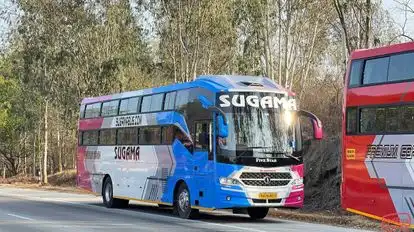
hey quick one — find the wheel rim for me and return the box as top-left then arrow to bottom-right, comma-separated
105,182 -> 112,203
178,189 -> 189,212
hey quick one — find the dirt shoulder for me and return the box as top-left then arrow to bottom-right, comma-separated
270,208 -> 381,231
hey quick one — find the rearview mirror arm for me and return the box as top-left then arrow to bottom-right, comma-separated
208,106 -> 228,125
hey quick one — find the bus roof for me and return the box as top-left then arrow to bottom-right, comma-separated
350,41 -> 414,60
81,75 -> 294,105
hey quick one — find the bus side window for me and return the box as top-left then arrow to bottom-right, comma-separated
174,127 -> 193,153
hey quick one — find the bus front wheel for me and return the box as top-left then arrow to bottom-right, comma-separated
247,207 -> 269,220
174,182 -> 199,219
102,176 -> 129,208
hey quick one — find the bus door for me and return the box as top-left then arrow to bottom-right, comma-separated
192,120 -> 214,207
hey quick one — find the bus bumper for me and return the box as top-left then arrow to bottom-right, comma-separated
216,185 -> 304,209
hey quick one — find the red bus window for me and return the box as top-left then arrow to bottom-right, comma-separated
346,108 -> 357,134
388,52 -> 414,82
362,57 -> 389,85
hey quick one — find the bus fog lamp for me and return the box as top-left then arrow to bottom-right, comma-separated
226,196 -> 231,201
292,179 -> 303,186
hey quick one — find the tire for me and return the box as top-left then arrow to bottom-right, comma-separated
247,207 -> 269,220
102,176 -> 129,208
173,183 -> 199,219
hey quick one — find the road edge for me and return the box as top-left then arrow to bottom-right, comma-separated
0,184 -> 379,231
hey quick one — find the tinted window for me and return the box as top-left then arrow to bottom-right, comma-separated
161,126 -> 174,144
402,106 -> 414,132
141,93 -> 164,113
82,131 -> 99,145
375,108 -> 386,132
385,107 -> 399,132
117,128 -> 138,145
346,108 -> 357,134
175,90 -> 191,110
164,92 -> 177,110
140,127 -> 161,144
80,105 -> 86,119
99,129 -> 116,145
349,60 -> 363,87
78,132 -> 83,145
85,103 -> 101,118
141,95 -> 152,113
119,97 -> 140,115
101,100 -> 119,117
151,93 -> 164,111
195,122 -> 210,150
174,127 -> 193,152
363,57 -> 389,85
360,108 -> 376,133
388,52 -> 414,82
358,105 -> 414,134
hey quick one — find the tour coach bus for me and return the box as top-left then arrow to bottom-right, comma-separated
342,42 -> 414,227
77,75 -> 323,219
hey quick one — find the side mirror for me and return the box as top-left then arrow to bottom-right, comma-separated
299,110 -> 323,140
197,95 -> 229,138
217,114 -> 228,138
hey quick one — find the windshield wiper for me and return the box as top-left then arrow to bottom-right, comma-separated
259,151 -> 301,162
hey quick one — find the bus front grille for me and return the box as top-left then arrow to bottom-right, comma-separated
241,180 -> 290,186
240,172 -> 292,179
239,172 -> 292,186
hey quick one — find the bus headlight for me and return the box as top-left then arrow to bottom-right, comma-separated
284,110 -> 293,126
219,177 -> 241,186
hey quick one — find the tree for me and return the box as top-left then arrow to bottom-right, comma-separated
392,0 -> 414,42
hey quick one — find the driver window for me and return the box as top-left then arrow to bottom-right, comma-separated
195,121 -> 211,151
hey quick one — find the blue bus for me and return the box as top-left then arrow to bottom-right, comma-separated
77,75 -> 323,219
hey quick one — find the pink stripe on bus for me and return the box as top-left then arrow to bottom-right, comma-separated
82,95 -> 113,105
79,118 -> 105,130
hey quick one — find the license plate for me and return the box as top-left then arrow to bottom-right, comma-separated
258,192 -> 277,199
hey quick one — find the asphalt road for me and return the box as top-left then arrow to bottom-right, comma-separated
0,187 -> 375,232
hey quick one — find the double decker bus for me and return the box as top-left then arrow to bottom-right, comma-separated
342,42 -> 414,227
77,75 -> 323,219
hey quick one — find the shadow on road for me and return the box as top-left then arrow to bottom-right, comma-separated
88,202 -> 282,224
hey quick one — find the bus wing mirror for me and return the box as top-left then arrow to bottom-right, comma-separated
197,95 -> 228,137
217,114 -> 228,138
299,110 -> 323,140
198,95 -> 213,109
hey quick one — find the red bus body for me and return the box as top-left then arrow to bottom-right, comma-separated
342,41 -> 414,227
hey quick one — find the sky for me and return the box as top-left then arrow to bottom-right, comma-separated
383,0 -> 414,37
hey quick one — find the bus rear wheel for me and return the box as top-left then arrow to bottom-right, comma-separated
173,183 -> 199,219
102,176 -> 129,208
247,207 -> 269,220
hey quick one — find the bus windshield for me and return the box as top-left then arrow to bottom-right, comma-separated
216,92 -> 301,167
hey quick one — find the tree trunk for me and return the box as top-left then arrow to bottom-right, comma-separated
24,132 -> 27,175
38,124 -> 42,182
333,0 -> 351,55
58,128 -> 62,173
2,164 -> 5,179
43,99 -> 48,184
365,0 -> 371,48
33,134 -> 36,177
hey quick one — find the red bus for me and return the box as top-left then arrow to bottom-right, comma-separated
342,41 -> 414,228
